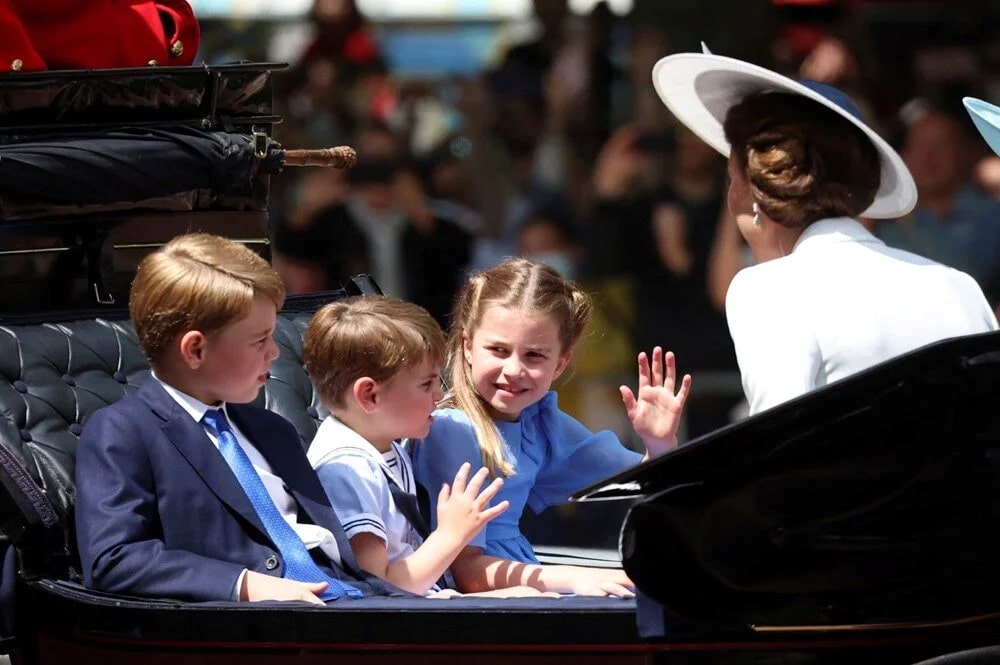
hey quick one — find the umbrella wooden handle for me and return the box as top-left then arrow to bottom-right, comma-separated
282,146 -> 357,168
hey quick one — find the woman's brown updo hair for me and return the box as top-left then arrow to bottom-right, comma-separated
723,92 -> 881,228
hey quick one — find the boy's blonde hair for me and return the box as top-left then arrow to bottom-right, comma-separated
129,233 -> 286,370
444,258 -> 592,476
304,296 -> 446,409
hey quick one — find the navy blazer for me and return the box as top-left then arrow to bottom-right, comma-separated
75,379 -> 394,602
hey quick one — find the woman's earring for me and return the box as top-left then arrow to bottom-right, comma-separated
752,202 -> 761,228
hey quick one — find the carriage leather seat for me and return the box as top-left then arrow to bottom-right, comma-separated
0,63 -> 647,663
0,299 -> 331,584
4,296 -> 1000,664
0,289 -> 643,662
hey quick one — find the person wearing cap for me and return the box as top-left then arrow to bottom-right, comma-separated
651,52 -> 998,416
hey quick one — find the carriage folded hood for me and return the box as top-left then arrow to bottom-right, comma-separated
573,330 -> 1000,629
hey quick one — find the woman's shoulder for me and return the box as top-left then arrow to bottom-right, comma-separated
725,263 -> 779,309
726,257 -> 806,313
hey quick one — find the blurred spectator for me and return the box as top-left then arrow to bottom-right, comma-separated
617,24 -> 671,135
864,0 -> 992,116
976,155 -> 1000,200
516,204 -> 583,279
798,34 -> 859,84
500,0 -> 571,82
515,207 -> 635,440
299,0 -> 382,81
456,67 -> 573,271
272,123 -> 470,326
485,1 -> 622,214
629,0 -> 778,65
579,1 -> 619,149
447,3 -> 629,273
589,125 -> 739,436
769,2 -> 888,131
540,2 -> 620,164
416,134 -> 485,239
875,103 -> 1000,305
279,0 -> 392,149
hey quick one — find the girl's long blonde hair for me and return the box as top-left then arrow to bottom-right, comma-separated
444,258 -> 592,476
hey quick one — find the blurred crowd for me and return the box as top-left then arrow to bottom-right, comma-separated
201,0 -> 1000,440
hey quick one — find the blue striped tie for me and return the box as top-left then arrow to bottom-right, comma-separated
202,409 -> 363,600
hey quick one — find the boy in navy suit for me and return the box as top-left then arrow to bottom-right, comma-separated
75,233 -> 395,604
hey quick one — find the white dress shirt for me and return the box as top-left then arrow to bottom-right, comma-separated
155,377 -> 342,567
726,217 -> 999,416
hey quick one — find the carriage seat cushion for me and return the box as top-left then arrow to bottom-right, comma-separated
0,301 -> 643,650
0,306 -> 329,578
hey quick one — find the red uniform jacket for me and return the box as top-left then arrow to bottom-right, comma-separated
0,0 -> 199,72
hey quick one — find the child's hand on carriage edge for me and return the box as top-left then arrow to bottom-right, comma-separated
566,566 -> 636,599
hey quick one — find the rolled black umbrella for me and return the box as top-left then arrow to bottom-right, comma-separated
0,126 -> 355,211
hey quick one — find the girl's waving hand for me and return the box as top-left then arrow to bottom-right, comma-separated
620,346 -> 692,458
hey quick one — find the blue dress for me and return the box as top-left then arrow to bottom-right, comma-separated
410,392 -> 643,564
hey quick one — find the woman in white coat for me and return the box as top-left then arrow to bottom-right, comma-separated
651,53 -> 999,416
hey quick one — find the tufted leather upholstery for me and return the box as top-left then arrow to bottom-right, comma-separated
257,311 -> 329,446
0,287 -> 380,580
0,318 -> 147,559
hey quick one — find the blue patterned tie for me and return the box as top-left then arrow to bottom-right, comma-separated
202,409 -> 363,600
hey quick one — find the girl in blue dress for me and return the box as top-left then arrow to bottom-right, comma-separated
411,258 -> 691,596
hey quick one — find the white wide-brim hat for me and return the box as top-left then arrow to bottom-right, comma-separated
964,97 -> 1000,157
651,52 -> 917,219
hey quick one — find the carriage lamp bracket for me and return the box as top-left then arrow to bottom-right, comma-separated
252,127 -> 267,159
83,230 -> 116,306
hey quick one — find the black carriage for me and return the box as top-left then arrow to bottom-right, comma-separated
0,63 -> 998,664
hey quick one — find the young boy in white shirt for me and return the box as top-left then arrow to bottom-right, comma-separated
304,296 -> 544,597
